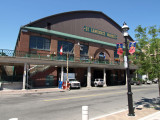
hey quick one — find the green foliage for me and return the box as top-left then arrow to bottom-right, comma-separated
0,52 -> 7,56
131,25 -> 160,82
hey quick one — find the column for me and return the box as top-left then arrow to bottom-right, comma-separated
87,67 -> 91,87
61,66 -> 64,82
103,68 -> 107,86
22,63 -> 27,90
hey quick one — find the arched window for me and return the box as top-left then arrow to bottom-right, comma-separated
99,52 -> 105,61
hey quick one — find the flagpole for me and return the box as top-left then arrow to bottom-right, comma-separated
66,52 -> 69,90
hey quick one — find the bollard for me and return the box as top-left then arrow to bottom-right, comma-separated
82,106 -> 88,120
9,118 -> 18,120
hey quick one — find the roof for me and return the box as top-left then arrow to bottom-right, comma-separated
25,10 -> 133,41
26,10 -> 122,30
22,26 -> 117,47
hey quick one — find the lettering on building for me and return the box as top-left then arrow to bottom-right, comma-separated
84,26 -> 117,39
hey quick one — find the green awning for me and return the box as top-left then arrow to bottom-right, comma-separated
22,26 -> 116,47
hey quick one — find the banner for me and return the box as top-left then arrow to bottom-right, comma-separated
116,43 -> 123,55
129,42 -> 136,54
60,46 -> 63,55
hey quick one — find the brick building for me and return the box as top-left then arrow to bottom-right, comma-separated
13,10 -> 136,88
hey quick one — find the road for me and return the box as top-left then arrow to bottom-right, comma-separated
0,84 -> 159,120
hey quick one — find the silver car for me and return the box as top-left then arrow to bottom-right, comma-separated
94,78 -> 104,87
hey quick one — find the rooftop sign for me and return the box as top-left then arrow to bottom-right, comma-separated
84,26 -> 117,39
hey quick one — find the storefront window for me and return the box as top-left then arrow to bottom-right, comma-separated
29,36 -> 50,50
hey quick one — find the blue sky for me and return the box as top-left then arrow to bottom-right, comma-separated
0,0 -> 160,50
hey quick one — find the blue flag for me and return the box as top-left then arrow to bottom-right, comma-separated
129,42 -> 136,54
116,43 -> 123,55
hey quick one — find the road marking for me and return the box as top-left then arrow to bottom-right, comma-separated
43,88 -> 155,102
43,91 -> 123,101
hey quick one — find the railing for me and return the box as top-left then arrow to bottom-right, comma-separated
0,49 -> 135,66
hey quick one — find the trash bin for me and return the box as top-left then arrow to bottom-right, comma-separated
58,81 -> 63,89
62,81 -> 70,90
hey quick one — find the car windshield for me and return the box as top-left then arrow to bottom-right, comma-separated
69,79 -> 76,81
100,79 -> 103,81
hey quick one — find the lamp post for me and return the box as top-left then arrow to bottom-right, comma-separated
122,22 -> 135,116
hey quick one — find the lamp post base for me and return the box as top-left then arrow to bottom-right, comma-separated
128,113 -> 135,116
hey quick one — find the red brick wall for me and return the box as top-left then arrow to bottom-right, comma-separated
50,37 -> 58,55
15,31 -> 30,52
30,67 -> 57,87
74,68 -> 87,83
15,31 -> 117,62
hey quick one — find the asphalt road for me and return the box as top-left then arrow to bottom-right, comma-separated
0,84 -> 159,120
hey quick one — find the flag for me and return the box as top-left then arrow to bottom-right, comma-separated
104,53 -> 106,59
129,42 -> 136,54
117,43 -> 123,55
60,46 -> 63,55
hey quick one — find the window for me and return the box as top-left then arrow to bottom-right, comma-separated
29,36 -> 51,50
99,52 -> 105,61
57,41 -> 74,61
80,44 -> 89,60
58,41 -> 74,53
80,45 -> 88,55
114,49 -> 119,58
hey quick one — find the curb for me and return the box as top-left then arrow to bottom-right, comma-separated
89,109 -> 126,120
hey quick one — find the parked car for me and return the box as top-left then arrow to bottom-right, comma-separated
152,78 -> 158,84
146,80 -> 152,84
94,78 -> 104,87
130,80 -> 141,85
130,80 -> 136,85
136,80 -> 141,85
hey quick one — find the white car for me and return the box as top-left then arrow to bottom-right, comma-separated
94,78 -> 104,87
146,80 -> 152,84
152,78 -> 158,83
68,78 -> 81,89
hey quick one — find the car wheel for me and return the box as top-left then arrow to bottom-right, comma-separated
95,83 -> 98,87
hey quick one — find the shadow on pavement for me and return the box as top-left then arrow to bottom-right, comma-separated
134,97 -> 160,110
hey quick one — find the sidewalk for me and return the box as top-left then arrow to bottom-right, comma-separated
91,108 -> 160,120
0,88 -> 64,95
91,97 -> 160,120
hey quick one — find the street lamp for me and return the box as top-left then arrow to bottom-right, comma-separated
122,22 -> 135,116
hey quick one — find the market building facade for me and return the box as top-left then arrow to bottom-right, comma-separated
0,11 -> 136,89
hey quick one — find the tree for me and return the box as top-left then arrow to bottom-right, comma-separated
130,25 -> 160,96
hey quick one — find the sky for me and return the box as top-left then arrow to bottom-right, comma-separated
0,0 -> 160,50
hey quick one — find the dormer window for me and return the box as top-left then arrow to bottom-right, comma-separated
47,22 -> 51,30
